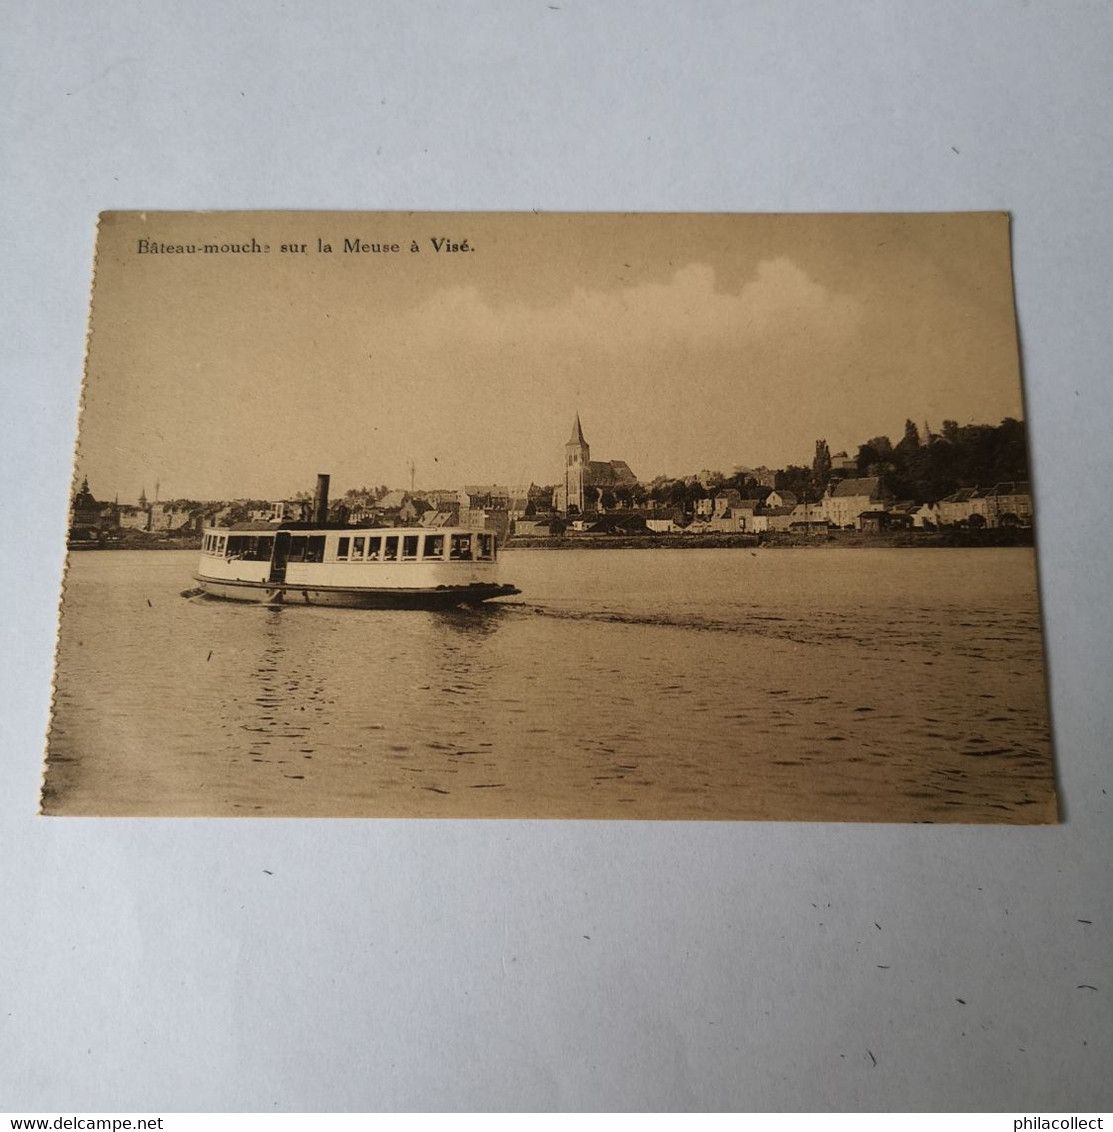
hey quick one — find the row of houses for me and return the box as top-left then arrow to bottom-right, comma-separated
71,464 -> 1035,546
626,483 -> 868,534
69,480 -> 235,542
513,478 -> 1035,537
71,480 -> 522,544
932,483 -> 1034,528
682,478 -> 1035,534
256,484 -> 549,537
393,474 -> 1037,539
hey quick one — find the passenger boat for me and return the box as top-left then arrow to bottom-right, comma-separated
193,475 -> 520,608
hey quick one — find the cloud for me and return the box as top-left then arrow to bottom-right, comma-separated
347,259 -> 865,481
398,258 -> 861,357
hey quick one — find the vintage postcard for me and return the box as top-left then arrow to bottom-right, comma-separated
44,211 -> 1055,821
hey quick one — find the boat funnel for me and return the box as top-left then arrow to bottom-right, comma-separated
312,474 -> 330,526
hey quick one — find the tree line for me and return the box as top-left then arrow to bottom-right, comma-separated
775,418 -> 1029,505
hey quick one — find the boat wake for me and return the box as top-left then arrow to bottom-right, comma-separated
497,600 -> 1037,661
499,601 -> 769,636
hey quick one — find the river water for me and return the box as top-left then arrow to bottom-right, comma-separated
43,547 -> 1056,822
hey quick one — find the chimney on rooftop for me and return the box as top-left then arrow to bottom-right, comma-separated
312,474 -> 330,526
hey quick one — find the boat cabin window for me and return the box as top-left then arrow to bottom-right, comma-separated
337,537 -> 350,560
423,533 -> 445,559
383,536 -> 399,561
449,534 -> 473,561
286,535 -> 326,563
224,534 -> 275,561
402,535 -> 420,560
352,536 -> 365,561
366,536 -> 382,560
476,533 -> 494,560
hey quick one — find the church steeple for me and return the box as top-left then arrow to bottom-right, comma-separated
564,412 -> 590,514
73,477 -> 96,510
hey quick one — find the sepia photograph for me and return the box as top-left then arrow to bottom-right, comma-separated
45,210 -> 1055,821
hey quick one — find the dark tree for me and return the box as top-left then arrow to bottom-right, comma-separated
665,480 -> 688,507
856,443 -> 882,475
990,417 -> 1029,483
686,482 -> 708,508
776,464 -> 816,500
857,435 -> 895,478
813,439 -> 832,487
899,419 -> 921,451
857,417 -> 1027,502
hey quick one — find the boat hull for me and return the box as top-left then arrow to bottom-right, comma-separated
194,574 -> 520,609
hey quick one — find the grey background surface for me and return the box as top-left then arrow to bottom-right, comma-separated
2,0 -> 1110,1113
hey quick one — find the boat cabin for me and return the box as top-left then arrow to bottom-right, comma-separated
201,528 -> 496,565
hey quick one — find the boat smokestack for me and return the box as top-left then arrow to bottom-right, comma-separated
312,474 -> 330,526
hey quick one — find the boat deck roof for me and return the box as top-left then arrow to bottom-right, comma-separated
212,522 -> 480,534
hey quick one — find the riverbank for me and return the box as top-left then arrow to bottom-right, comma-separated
505,528 -> 1035,550
504,532 -> 758,550
68,534 -> 203,551
69,526 -> 1035,554
761,528 -> 1035,549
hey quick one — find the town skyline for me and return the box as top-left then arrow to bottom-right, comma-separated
75,407 -> 1026,507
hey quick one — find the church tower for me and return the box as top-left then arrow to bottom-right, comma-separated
564,413 -> 590,514
73,477 -> 96,511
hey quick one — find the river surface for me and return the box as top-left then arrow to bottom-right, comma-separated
44,547 -> 1056,822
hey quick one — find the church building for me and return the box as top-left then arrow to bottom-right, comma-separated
68,478 -> 118,543
553,413 -> 637,515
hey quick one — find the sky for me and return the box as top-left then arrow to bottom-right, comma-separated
76,211 -> 1027,503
